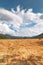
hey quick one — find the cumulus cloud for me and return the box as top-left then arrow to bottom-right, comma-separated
0,6 -> 43,37
0,22 -> 17,36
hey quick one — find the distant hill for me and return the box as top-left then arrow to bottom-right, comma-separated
0,33 -> 43,39
32,33 -> 43,38
0,34 -> 10,39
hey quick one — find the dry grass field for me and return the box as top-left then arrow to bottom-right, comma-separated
0,39 -> 43,65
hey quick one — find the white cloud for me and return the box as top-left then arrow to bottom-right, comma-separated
0,22 -> 17,36
0,6 -> 43,37
0,8 -> 22,29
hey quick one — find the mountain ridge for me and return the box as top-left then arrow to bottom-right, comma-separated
0,33 -> 43,39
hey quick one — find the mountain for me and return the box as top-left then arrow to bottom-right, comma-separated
0,34 -> 10,39
32,33 -> 43,38
0,33 -> 43,39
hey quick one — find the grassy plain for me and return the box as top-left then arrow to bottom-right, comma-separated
0,39 -> 43,65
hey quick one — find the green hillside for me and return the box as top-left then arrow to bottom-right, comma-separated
0,34 -> 9,39
32,33 -> 43,38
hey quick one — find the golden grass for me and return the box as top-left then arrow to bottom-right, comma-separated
0,39 -> 43,65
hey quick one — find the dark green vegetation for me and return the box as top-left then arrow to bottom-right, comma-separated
32,33 -> 43,38
0,33 -> 43,39
0,34 -> 9,39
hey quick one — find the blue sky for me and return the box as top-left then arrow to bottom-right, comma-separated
0,0 -> 43,37
0,0 -> 43,13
